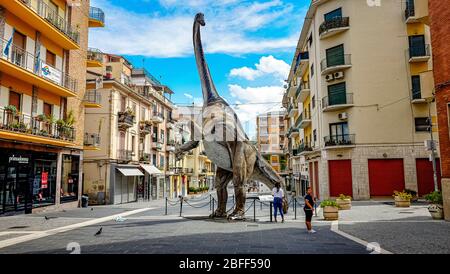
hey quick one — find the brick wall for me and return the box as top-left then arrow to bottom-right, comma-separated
429,0 -> 450,178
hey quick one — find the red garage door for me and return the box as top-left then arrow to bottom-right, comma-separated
368,159 -> 405,196
328,160 -> 353,197
416,158 -> 441,196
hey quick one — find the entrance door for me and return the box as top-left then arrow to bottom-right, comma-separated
368,159 -> 405,196
416,158 -> 441,196
328,160 -> 353,197
2,163 -> 31,214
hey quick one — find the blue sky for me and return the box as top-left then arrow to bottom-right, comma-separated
89,0 -> 309,138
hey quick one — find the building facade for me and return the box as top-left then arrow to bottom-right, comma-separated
284,0 -> 440,200
0,0 -> 102,214
83,53 -> 178,204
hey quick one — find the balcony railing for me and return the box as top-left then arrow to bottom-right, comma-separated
151,111 -> 164,123
295,110 -> 311,127
324,134 -> 355,147
84,133 -> 100,147
22,0 -> 80,43
139,121 -> 152,136
321,54 -> 352,73
294,51 -> 309,74
118,149 -> 133,161
412,89 -> 422,100
319,17 -> 350,37
184,168 -> 194,174
84,90 -> 101,105
405,0 -> 415,20
89,7 -> 105,25
138,151 -> 151,162
408,44 -> 431,60
322,93 -> 354,109
295,81 -> 310,99
118,111 -> 135,129
297,143 -> 313,154
87,48 -> 103,64
1,38 -> 78,93
0,107 -> 75,141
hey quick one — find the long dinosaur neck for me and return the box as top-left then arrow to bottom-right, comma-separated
193,21 -> 222,105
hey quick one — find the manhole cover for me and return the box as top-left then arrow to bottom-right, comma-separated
8,226 -> 29,229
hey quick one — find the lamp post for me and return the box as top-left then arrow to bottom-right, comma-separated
426,96 -> 439,192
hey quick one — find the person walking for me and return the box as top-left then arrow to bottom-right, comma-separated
272,182 -> 284,223
304,187 -> 316,233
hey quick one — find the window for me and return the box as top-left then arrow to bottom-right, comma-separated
43,103 -> 52,117
313,129 -> 317,143
329,122 -> 349,143
160,155 -> 165,168
119,132 -> 125,149
308,34 -> 313,46
324,8 -> 342,21
120,96 -> 126,112
141,107 -> 146,121
312,95 -> 316,109
328,82 -> 347,105
411,75 -> 421,99
60,155 -> 80,203
409,35 -> 426,57
8,91 -> 21,110
160,130 -> 165,143
12,31 -> 26,66
131,135 -> 136,155
153,126 -> 158,142
310,63 -> 314,77
46,50 -> 56,67
415,117 -> 431,132
152,154 -> 157,165
326,44 -> 345,67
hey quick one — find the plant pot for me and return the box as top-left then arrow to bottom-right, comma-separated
394,196 -> 411,207
336,198 -> 352,210
428,204 -> 444,220
323,206 -> 339,220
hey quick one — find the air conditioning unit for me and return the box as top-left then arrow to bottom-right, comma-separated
334,71 -> 344,79
338,112 -> 348,120
325,73 -> 334,82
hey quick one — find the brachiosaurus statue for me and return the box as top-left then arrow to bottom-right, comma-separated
175,13 -> 288,219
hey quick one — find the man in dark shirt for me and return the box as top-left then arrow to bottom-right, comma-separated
304,187 -> 316,233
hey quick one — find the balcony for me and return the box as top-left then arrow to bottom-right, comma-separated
321,54 -> 352,75
138,151 -> 151,163
86,48 -> 104,67
1,38 -> 77,97
411,89 -> 426,104
324,134 -> 356,149
117,111 -> 135,130
89,7 -> 105,28
405,0 -> 429,24
297,142 -> 313,155
83,90 -> 101,108
295,110 -> 311,129
287,82 -> 298,97
151,111 -> 164,124
184,168 -> 194,174
118,149 -> 133,162
152,141 -> 163,151
3,0 -> 79,49
322,93 -> 354,112
166,140 -> 176,152
287,127 -> 299,138
408,44 -> 431,63
295,81 -> 310,103
319,17 -> 350,39
287,104 -> 298,117
139,121 -> 152,136
293,51 -> 309,76
0,107 -> 75,147
84,133 -> 100,150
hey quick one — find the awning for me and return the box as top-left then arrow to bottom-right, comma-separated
139,164 -> 163,175
117,168 -> 144,177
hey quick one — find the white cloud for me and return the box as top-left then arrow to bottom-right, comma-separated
229,55 -> 290,81
89,0 -> 301,57
184,93 -> 194,99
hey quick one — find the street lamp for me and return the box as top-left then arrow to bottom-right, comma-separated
425,96 -> 439,192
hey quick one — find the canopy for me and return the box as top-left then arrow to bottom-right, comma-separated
139,164 -> 163,175
117,168 -> 144,177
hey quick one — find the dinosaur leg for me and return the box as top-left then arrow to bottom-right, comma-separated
210,167 -> 231,218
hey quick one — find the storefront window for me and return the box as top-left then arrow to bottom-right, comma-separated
32,156 -> 57,208
61,155 -> 80,203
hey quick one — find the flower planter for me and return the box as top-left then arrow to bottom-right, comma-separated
428,204 -> 444,220
394,196 -> 411,207
336,198 -> 351,210
323,206 -> 339,220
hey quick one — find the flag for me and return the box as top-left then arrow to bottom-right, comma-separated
34,50 -> 41,74
95,76 -> 103,89
3,28 -> 15,57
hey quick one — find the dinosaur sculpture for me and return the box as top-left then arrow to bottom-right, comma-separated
175,13 -> 288,220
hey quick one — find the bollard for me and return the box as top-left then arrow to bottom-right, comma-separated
165,197 -> 168,215
179,196 -> 183,217
270,201 -> 273,222
294,197 -> 297,220
212,197 -> 215,214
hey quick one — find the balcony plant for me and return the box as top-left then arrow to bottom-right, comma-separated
320,200 -> 339,220
424,191 -> 444,220
35,114 -> 47,122
393,190 -> 412,207
336,194 -> 352,210
4,105 -> 18,115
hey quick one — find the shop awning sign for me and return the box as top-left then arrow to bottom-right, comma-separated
41,172 -> 48,189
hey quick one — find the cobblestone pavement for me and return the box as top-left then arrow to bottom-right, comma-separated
0,195 -> 448,254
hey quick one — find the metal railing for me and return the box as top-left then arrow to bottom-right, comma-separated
89,7 -> 105,25
412,89 -> 422,100
0,107 -> 75,141
295,110 -> 311,127
118,111 -> 135,127
84,90 -> 101,105
405,1 -> 415,20
21,0 -> 79,43
139,121 -> 152,135
118,149 -> 133,161
297,142 -> 313,154
138,151 -> 151,162
87,48 -> 103,63
409,44 -> 431,59
295,81 -> 310,98
1,38 -> 77,93
293,51 -> 309,74
319,16 -> 350,36
322,93 -> 354,109
320,54 -> 352,72
324,134 -> 355,147
84,133 -> 100,147
153,111 -> 164,119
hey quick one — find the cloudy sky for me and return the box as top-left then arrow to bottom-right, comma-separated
89,0 -> 309,139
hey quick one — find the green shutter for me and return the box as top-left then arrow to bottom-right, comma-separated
328,82 -> 346,106
326,45 -> 344,67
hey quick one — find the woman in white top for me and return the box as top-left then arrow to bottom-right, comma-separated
272,182 -> 284,223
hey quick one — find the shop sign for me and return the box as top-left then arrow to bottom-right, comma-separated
41,62 -> 62,84
8,155 -> 29,164
41,172 -> 48,189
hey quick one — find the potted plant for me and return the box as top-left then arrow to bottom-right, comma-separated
336,194 -> 352,210
4,105 -> 17,115
320,200 -> 339,220
393,190 -> 412,207
424,191 -> 444,220
35,114 -> 47,122
404,189 -> 418,202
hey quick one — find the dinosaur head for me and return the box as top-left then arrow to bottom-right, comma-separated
195,13 -> 206,26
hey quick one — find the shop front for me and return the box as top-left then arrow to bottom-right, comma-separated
111,164 -> 144,205
139,164 -> 162,201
